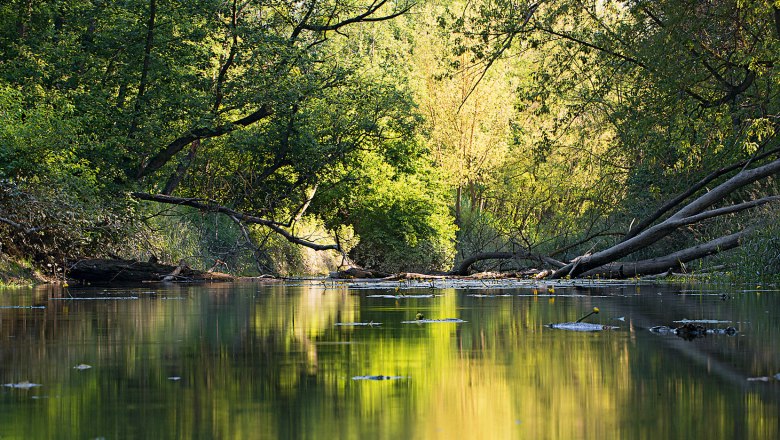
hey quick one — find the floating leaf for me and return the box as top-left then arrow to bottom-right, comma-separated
352,375 -> 406,381
401,318 -> 467,324
548,322 -> 618,332
3,381 -> 42,389
0,306 -> 45,309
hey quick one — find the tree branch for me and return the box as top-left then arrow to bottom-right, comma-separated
551,156 -> 780,278
136,105 -> 272,178
677,196 -> 780,225
579,228 -> 752,278
0,216 -> 46,234
624,145 -> 780,240
131,192 -> 341,251
300,0 -> 414,33
450,250 -> 564,276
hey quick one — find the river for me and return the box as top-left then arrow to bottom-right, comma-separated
1,280 -> 778,439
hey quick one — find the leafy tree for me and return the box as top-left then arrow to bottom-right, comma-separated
1,0 -> 461,272
444,0 -> 780,277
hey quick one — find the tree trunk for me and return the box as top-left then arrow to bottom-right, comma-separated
68,258 -> 234,283
128,0 -> 157,139
578,229 -> 750,278
451,250 -> 564,276
550,157 -> 780,278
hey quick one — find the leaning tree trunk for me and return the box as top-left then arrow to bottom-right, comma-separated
577,229 -> 751,278
550,157 -> 780,278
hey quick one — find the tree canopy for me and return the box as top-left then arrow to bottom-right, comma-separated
1,0 -> 779,278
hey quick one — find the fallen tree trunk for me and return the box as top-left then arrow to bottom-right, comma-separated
623,146 -> 780,240
578,229 -> 750,278
451,153 -> 779,279
550,157 -> 780,278
450,251 -> 564,276
68,258 -> 234,283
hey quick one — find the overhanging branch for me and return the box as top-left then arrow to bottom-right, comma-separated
131,192 -> 341,252
136,105 -> 272,179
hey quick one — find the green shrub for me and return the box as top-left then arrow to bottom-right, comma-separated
728,208 -> 780,282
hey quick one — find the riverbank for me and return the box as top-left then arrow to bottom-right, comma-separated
0,255 -> 50,286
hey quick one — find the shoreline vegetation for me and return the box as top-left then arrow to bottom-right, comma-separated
0,255 -> 738,288
1,2 -> 779,285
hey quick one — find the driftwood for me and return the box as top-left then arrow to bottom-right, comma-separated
450,251 -> 564,276
68,258 -> 234,283
383,272 -> 447,280
332,267 -> 390,279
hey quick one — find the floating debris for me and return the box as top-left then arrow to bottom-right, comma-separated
747,376 -> 771,382
168,376 -> 182,381
0,305 -> 45,309
615,316 -> 626,322
649,324 -> 737,340
352,375 -> 406,381
365,294 -> 435,299
649,326 -> 676,334
468,294 -> 514,297
673,319 -> 732,324
3,381 -> 42,389
334,322 -> 382,326
401,318 -> 467,324
73,364 -> 92,370
548,322 -> 618,332
514,294 -> 611,298
50,297 -> 140,300
348,278 -> 645,291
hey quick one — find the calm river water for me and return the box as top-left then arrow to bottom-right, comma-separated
1,280 -> 778,439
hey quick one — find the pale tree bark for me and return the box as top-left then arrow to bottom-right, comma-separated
578,229 -> 751,278
549,157 -> 780,278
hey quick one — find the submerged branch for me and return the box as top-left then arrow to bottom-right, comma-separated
451,250 -> 565,276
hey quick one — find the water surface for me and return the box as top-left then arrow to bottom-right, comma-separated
1,280 -> 778,439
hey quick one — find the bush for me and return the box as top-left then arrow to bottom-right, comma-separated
0,179 -> 130,266
346,167 -> 456,273
727,207 -> 780,282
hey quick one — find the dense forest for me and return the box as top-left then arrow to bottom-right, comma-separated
0,0 -> 778,281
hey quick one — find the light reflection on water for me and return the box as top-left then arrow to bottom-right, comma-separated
0,281 -> 778,439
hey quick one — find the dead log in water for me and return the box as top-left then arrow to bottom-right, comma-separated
68,258 -> 234,283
